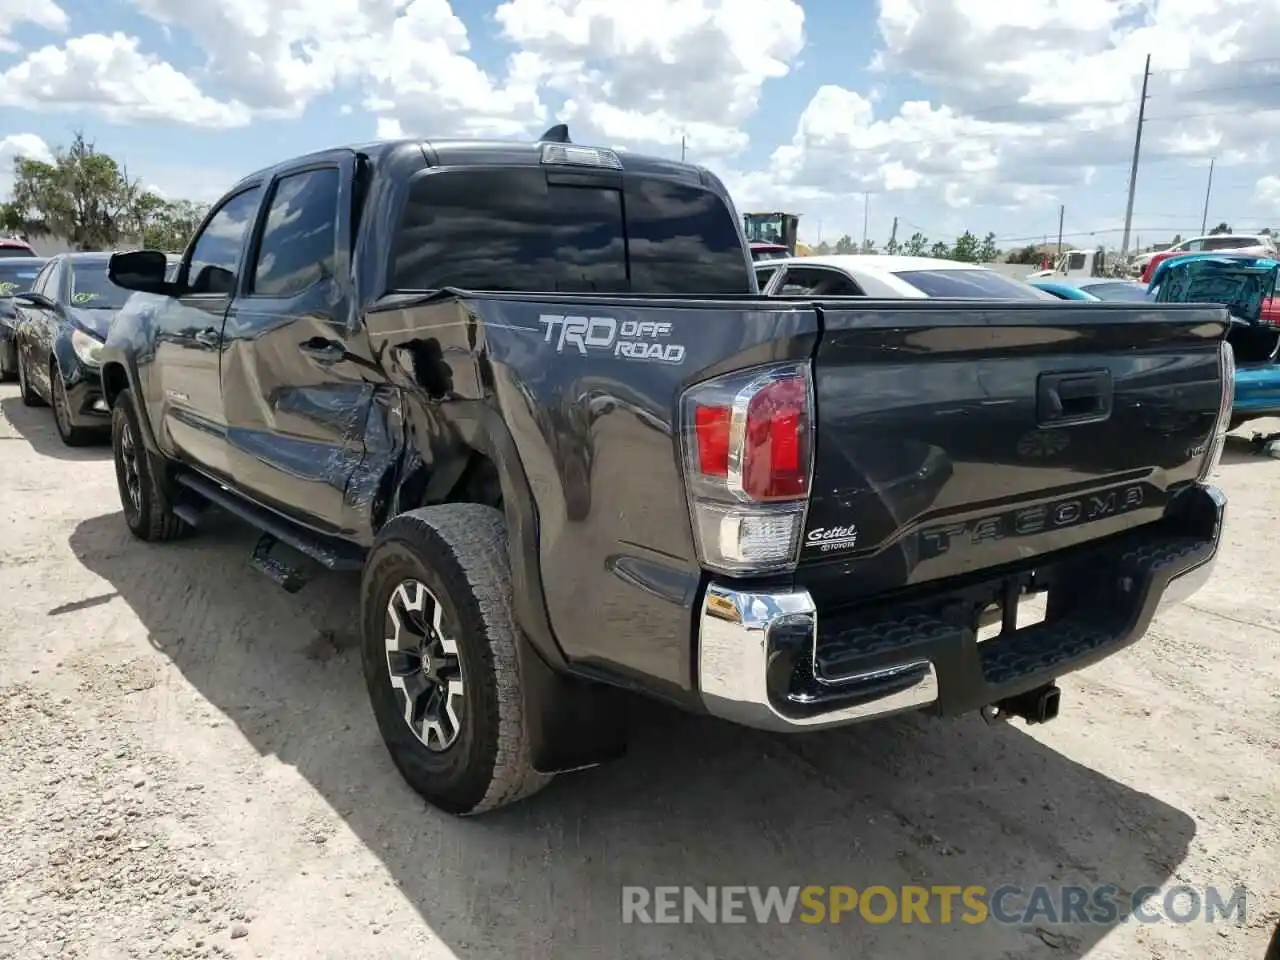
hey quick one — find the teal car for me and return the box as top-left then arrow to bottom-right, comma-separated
1029,278 -> 1153,302
1147,253 -> 1280,429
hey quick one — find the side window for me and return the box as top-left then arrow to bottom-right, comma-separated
186,187 -> 262,296
29,261 -> 55,298
1185,240 -> 1204,252
778,267 -> 864,296
755,266 -> 780,291
250,168 -> 341,298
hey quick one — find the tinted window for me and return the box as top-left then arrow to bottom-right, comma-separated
30,261 -> 55,298
394,169 -> 626,293
392,168 -> 750,295
67,259 -> 133,309
1078,281 -> 1152,302
625,178 -> 750,293
1202,236 -> 1260,251
755,265 -> 780,290
251,168 -> 340,297
777,267 -> 863,296
0,261 -> 43,297
895,269 -> 1054,301
0,245 -> 34,259
1066,252 -> 1087,270
187,187 -> 262,295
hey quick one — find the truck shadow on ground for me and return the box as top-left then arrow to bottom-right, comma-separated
0,396 -> 111,461
69,510 -> 1196,960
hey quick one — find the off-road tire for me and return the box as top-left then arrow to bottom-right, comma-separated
50,359 -> 96,447
17,346 -> 43,407
361,504 -> 551,815
111,388 -> 188,542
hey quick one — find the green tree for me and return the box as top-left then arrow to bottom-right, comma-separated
884,235 -> 901,255
903,232 -> 928,256
859,238 -> 877,254
1209,222 -> 1231,235
833,234 -> 857,254
814,240 -> 832,255
1010,244 -> 1041,265
950,230 -> 980,262
928,240 -> 952,259
6,131 -> 205,251
977,232 -> 999,263
1171,233 -> 1183,245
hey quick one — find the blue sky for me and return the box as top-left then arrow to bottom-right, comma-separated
1,0 -> 1277,253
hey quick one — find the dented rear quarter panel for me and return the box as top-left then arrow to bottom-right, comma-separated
365,293 -> 819,701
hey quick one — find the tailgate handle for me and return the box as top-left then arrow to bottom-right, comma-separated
1037,370 -> 1112,425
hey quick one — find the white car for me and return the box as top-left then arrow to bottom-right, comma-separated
1131,233 -> 1278,275
754,254 -> 1054,300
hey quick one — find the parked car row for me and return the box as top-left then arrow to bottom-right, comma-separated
0,251 -> 180,445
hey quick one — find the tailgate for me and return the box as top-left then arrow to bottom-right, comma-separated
800,299 -> 1227,601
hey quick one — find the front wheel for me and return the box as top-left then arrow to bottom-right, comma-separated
16,345 -> 43,407
360,504 -> 551,816
111,388 -> 189,542
50,360 -> 96,446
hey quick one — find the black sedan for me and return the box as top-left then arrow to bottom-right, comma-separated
0,256 -> 48,380
11,252 -> 136,446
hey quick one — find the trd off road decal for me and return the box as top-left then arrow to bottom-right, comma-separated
538,314 -> 686,364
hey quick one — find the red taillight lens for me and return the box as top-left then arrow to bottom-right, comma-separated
741,376 -> 808,500
694,404 -> 731,477
679,361 -> 814,575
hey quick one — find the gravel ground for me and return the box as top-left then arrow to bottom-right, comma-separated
1,384 -> 1277,960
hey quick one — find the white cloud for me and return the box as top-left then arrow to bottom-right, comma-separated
0,132 -> 54,199
0,0 -> 1276,246
0,0 -> 68,52
727,0 -> 1280,245
493,0 -> 805,155
1258,176 -> 1280,213
0,33 -> 251,128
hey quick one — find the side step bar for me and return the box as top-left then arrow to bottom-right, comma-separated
173,471 -> 365,591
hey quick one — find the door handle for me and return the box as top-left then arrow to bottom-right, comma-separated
1037,369 -> 1113,425
194,328 -> 219,348
299,337 -> 346,363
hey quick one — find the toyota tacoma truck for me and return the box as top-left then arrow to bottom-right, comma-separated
98,126 -> 1231,816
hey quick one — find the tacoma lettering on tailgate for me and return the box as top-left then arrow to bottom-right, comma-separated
918,484 -> 1147,560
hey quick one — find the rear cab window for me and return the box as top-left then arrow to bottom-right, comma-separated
1202,236 -> 1262,252
894,269 -> 1054,301
390,167 -> 750,295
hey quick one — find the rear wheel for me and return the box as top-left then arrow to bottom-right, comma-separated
361,504 -> 550,815
111,388 -> 188,542
50,359 -> 95,447
0,340 -> 15,382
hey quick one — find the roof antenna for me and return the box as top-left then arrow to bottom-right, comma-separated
539,123 -> 571,144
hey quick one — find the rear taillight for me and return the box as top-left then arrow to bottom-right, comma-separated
679,361 -> 813,574
1199,339 -> 1235,481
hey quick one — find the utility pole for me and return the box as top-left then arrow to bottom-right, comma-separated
680,135 -> 686,162
1119,54 -> 1152,259
1057,205 -> 1065,258
861,192 -> 870,249
888,215 -> 899,251
1200,157 -> 1215,235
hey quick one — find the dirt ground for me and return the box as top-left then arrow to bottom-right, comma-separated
1,383 -> 1277,960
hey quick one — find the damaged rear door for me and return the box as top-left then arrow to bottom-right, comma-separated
218,152 -> 379,539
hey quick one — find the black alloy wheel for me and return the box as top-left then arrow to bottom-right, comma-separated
384,578 -> 466,752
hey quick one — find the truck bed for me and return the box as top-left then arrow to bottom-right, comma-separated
364,291 -> 1227,700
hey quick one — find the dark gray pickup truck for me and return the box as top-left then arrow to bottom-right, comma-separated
98,127 -> 1231,816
